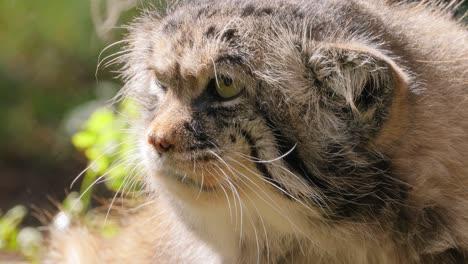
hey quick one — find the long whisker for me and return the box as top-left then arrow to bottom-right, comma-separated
212,162 -> 243,238
73,150 -> 141,212
70,141 -> 131,189
208,150 -> 312,251
206,167 -> 234,222
231,151 -> 330,213
227,155 -> 320,215
95,39 -> 128,76
235,181 -> 270,263
243,143 -> 297,164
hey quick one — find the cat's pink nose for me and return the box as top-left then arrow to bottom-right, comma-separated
147,134 -> 174,154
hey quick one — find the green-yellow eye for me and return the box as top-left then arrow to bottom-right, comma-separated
215,76 -> 241,99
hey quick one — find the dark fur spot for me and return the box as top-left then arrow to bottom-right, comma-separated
206,106 -> 239,118
198,154 -> 216,162
173,62 -> 181,77
204,25 -> 217,38
183,120 -> 216,151
444,248 -> 466,264
421,248 -> 466,264
292,8 -> 305,18
196,7 -> 208,19
241,4 -> 256,17
163,19 -> 179,33
258,7 -> 273,15
188,143 -> 215,151
239,130 -> 268,176
216,55 -> 244,65
221,28 -> 237,42
230,134 -> 237,143
241,4 -> 274,17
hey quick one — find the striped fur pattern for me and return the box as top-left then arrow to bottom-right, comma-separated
46,0 -> 468,263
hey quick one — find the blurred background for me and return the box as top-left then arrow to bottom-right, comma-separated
0,0 -> 139,225
0,0 -> 466,261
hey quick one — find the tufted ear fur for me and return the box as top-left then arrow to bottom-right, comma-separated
307,44 -> 410,143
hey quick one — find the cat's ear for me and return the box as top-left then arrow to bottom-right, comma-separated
307,44 -> 409,122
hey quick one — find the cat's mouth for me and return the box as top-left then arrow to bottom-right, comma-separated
157,153 -> 223,192
158,151 -> 269,201
149,147 -> 254,194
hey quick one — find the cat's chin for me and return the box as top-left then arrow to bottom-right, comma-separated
163,169 -> 218,192
147,164 -> 220,196
147,167 -> 229,208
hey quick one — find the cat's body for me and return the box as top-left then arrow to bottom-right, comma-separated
46,0 -> 468,263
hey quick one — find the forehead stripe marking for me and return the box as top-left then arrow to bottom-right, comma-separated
215,55 -> 245,65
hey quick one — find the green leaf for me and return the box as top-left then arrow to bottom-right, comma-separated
72,131 -> 97,149
0,205 -> 27,250
70,99 -> 143,212
86,108 -> 115,133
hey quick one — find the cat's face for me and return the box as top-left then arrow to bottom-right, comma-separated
135,17 -> 291,205
121,3 -> 318,216
142,59 -> 267,191
122,1 -> 407,220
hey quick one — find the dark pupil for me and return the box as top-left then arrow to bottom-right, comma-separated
223,77 -> 233,86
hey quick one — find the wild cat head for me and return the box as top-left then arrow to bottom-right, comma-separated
120,0 -> 409,220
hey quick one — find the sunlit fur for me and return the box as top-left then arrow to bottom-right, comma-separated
46,0 -> 468,263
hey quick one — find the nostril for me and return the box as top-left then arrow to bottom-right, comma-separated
147,134 -> 174,154
158,138 -> 172,149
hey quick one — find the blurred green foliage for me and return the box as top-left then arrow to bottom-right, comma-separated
0,205 -> 28,251
0,99 -> 140,262
0,205 -> 42,263
72,99 -> 141,210
0,0 -> 132,165
1,0 -> 98,157
0,0 -> 136,261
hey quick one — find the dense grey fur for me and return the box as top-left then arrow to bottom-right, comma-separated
47,0 -> 468,263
